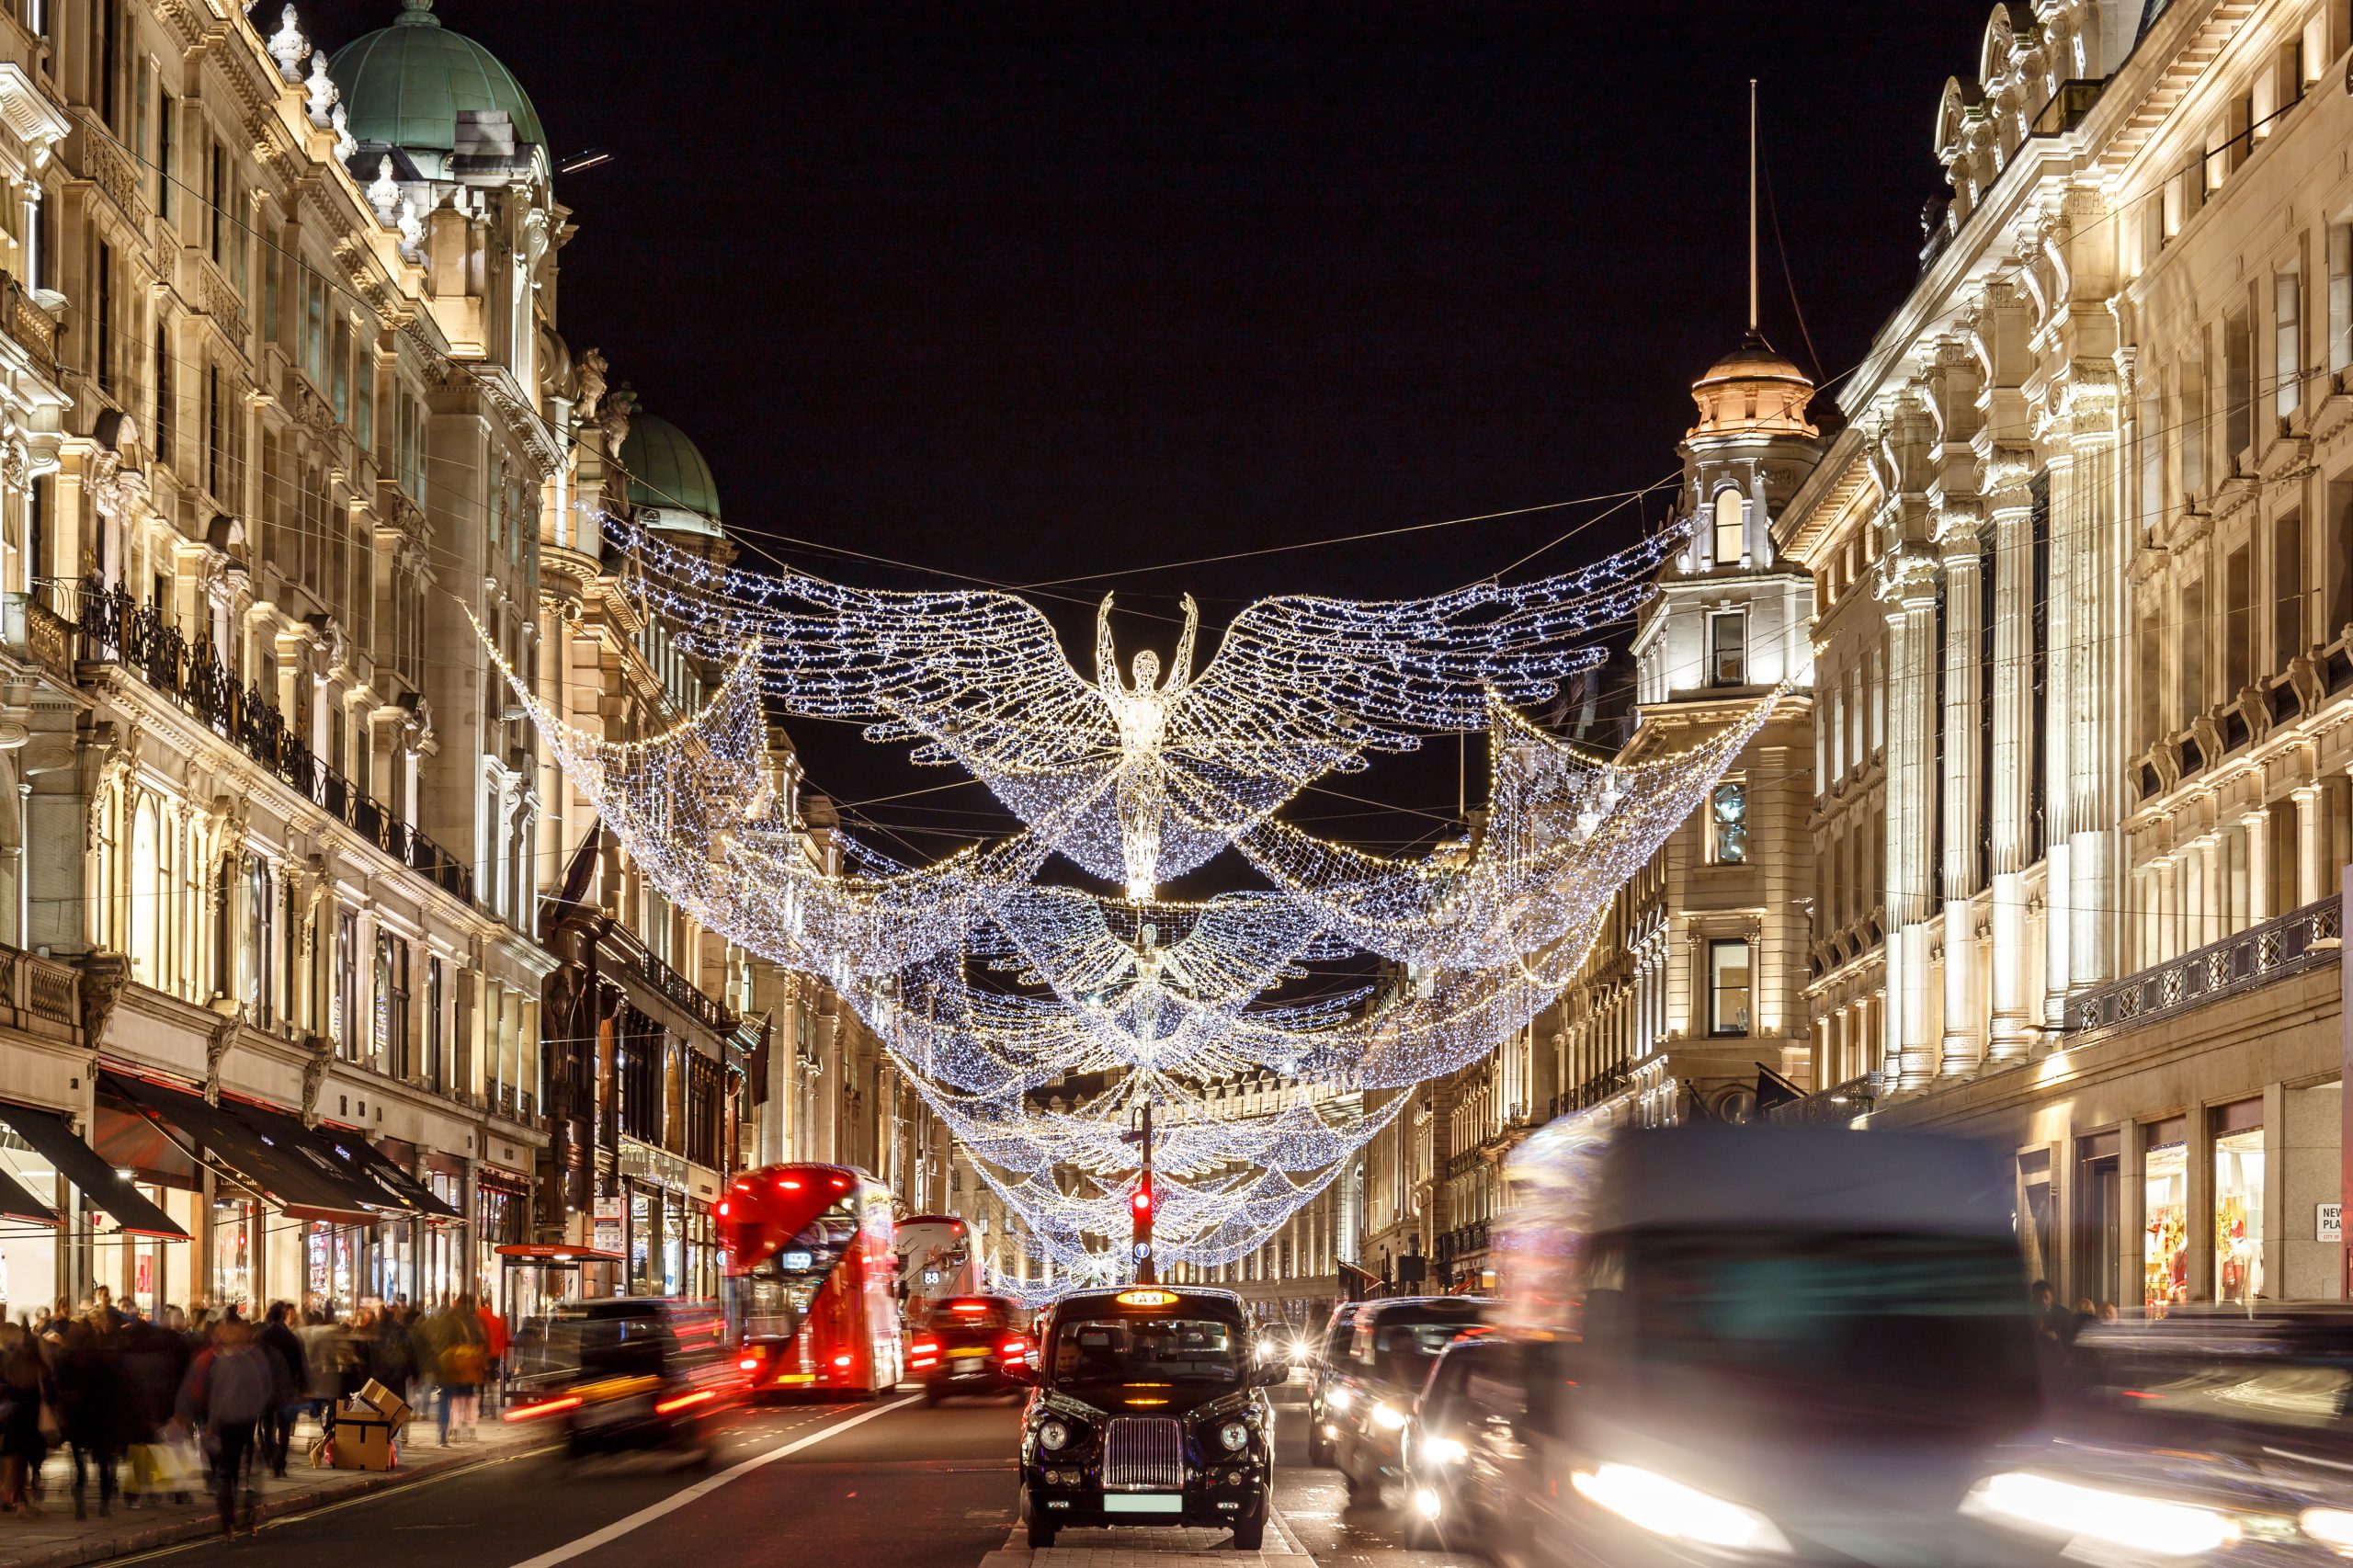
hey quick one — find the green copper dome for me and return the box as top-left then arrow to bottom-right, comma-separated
328,1 -> 545,156
620,415 -> 723,537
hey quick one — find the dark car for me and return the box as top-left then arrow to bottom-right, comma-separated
1324,1295 -> 1490,1505
1304,1299 -> 1359,1466
1403,1331 -> 1518,1550
503,1297 -> 740,1463
910,1294 -> 1029,1403
1010,1285 -> 1287,1549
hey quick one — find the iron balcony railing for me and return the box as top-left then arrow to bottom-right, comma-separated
73,578 -> 473,903
2064,896 -> 2341,1037
1767,1072 -> 1880,1125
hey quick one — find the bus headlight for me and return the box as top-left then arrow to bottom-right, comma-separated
1218,1421 -> 1249,1452
1039,1420 -> 1071,1451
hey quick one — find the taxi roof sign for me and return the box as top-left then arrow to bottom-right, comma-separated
1115,1288 -> 1176,1307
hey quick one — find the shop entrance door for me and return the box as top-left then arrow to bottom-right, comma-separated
2075,1134 -> 2120,1312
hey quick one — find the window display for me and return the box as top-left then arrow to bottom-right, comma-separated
2144,1139 -> 2188,1313
2214,1124 -> 2265,1306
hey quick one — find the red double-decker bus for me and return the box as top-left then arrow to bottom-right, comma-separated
715,1164 -> 904,1396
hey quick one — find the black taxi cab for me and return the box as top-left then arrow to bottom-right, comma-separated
1009,1285 -> 1286,1549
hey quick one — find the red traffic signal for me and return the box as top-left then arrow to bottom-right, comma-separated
1131,1186 -> 1154,1217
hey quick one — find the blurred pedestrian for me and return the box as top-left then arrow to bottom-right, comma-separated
476,1297 -> 510,1413
119,1311 -> 191,1507
181,1319 -> 271,1541
54,1309 -> 130,1518
256,1303 -> 307,1478
0,1320 -> 52,1515
432,1299 -> 486,1446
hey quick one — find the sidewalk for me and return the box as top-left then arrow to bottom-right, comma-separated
0,1409 -> 550,1568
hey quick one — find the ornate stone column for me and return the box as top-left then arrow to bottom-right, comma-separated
1939,517 -> 1986,1079
1880,543 -> 1941,1090
2244,808 -> 2273,926
2296,785 -> 2326,910
1983,445 -> 2038,1059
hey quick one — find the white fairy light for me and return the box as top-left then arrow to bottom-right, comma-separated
510,513 -> 1759,1269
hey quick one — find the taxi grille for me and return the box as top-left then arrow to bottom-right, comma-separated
1102,1416 -> 1184,1490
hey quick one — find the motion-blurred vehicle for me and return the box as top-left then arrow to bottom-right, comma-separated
503,1297 -> 740,1462
896,1213 -> 979,1327
1975,1304 -> 2353,1563
1010,1285 -> 1287,1550
1304,1299 -> 1359,1466
910,1294 -> 1029,1403
1403,1331 -> 1518,1550
714,1163 -> 904,1396
1322,1294 -> 1489,1504
1483,1119 -> 2053,1567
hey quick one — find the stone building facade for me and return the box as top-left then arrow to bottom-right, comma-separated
1768,0 -> 2353,1315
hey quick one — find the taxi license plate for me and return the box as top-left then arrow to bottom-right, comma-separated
1104,1495 -> 1183,1515
949,1346 -> 990,1359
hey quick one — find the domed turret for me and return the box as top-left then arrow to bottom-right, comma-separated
1688,330 -> 1817,438
329,1 -> 544,165
620,415 -> 723,538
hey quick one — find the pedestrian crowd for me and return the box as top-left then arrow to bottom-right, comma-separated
0,1289 -> 508,1540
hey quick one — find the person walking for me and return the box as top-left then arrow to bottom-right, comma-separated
475,1297 -> 511,1415
181,1318 -> 274,1540
256,1304 -> 308,1478
0,1321 -> 53,1515
433,1300 -> 486,1446
53,1309 -> 131,1518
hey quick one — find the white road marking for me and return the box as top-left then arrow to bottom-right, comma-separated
506,1395 -> 922,1568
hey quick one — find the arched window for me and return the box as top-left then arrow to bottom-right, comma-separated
1712,487 -> 1745,566
130,799 -> 158,984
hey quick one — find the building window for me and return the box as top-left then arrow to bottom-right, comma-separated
2276,271 -> 2302,420
425,955 -> 446,1093
372,933 -> 409,1079
2211,1099 -> 2265,1307
2329,225 -> 2352,377
335,909 -> 359,1062
1709,610 -> 1747,687
243,855 -> 274,1030
1711,487 -> 1745,567
1707,939 -> 1751,1037
1709,781 -> 1748,864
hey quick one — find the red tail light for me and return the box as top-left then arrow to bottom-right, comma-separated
833,1353 -> 852,1368
654,1389 -> 717,1416
738,1357 -> 760,1371
1000,1338 -> 1026,1358
501,1394 -> 582,1422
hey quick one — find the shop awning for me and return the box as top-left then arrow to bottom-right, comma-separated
0,1099 -> 187,1238
495,1244 -> 620,1263
105,1075 -> 381,1224
0,1165 -> 54,1227
303,1123 -> 461,1220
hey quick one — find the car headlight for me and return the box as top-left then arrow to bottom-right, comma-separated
1219,1421 -> 1249,1452
2305,1508 -> 2353,1550
1573,1463 -> 1791,1555
1038,1420 -> 1071,1451
1325,1387 -> 1351,1412
1370,1403 -> 1408,1431
1963,1472 -> 2238,1558
1420,1435 -> 1467,1466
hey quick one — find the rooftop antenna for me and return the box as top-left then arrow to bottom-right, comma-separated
1748,78 -> 1759,334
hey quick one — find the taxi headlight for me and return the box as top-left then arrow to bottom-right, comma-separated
1219,1421 -> 1250,1452
1572,1463 -> 1791,1555
1325,1387 -> 1352,1412
1963,1472 -> 2238,1559
2304,1508 -> 2353,1550
1370,1403 -> 1408,1431
1038,1420 -> 1071,1451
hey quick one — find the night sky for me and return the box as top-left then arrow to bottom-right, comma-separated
309,0 -> 1989,846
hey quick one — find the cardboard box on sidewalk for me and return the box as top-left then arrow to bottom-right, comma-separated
331,1403 -> 397,1471
357,1378 -> 417,1429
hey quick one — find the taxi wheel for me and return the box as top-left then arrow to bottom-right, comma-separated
1230,1504 -> 1266,1551
1023,1493 -> 1057,1550
923,1382 -> 942,1406
1342,1465 -> 1374,1506
1306,1427 -> 1333,1467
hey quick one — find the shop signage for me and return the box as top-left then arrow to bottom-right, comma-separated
2319,1203 -> 2342,1244
617,1137 -> 688,1191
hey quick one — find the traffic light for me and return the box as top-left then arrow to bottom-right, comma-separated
1130,1179 -> 1155,1281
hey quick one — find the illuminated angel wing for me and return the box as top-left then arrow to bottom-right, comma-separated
613,521 -> 1114,778
1165,528 -> 1677,813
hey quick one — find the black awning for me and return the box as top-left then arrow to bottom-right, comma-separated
0,1100 -> 187,1238
0,1165 -> 54,1227
296,1122 -> 460,1220
106,1075 -> 381,1223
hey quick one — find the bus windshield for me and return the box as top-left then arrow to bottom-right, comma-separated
1050,1317 -> 1243,1392
736,1201 -> 859,1342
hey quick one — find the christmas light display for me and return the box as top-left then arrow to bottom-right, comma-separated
512,516 -> 1763,1274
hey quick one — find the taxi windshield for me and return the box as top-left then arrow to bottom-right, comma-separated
1051,1316 -> 1242,1387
